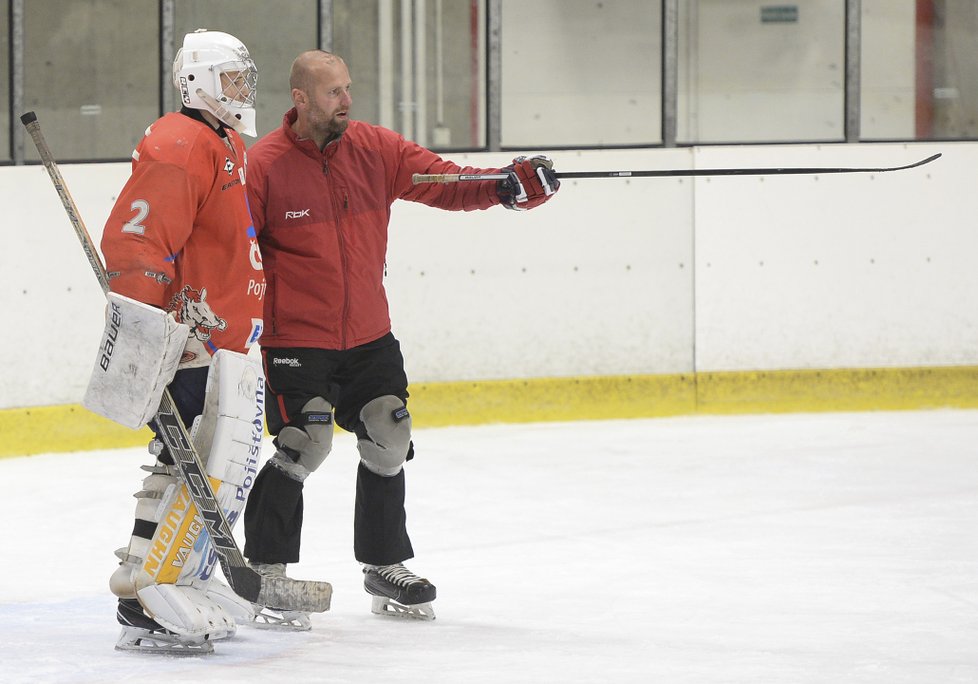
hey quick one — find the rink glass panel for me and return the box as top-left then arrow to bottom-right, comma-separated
22,0 -> 159,161
498,0 -> 662,148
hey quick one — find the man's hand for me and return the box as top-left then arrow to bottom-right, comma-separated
498,155 -> 560,210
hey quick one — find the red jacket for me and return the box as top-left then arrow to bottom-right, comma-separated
101,111 -> 265,366
248,109 -> 504,350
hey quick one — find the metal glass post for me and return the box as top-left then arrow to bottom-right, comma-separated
486,0 -> 501,151
160,0 -> 175,117
11,0 -> 23,163
845,0 -> 861,142
320,0 -> 333,52
661,0 -> 678,148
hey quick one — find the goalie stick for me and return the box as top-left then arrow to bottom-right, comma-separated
411,152 -> 942,185
20,111 -> 331,614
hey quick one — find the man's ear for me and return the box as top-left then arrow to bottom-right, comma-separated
291,88 -> 306,107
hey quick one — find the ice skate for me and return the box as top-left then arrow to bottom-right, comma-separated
363,563 -> 436,620
248,563 -> 312,631
114,598 -> 213,655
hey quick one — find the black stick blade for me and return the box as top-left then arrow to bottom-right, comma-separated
900,152 -> 941,170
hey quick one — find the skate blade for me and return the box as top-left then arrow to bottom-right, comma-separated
115,628 -> 214,655
250,607 -> 312,631
370,595 -> 436,621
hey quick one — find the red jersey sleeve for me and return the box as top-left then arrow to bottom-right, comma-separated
101,159 -> 196,308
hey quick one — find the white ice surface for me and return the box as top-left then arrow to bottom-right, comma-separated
1,411 -> 977,683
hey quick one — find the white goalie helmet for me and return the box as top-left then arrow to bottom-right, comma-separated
173,29 -> 258,136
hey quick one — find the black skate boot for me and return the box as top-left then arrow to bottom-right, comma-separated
363,563 -> 436,620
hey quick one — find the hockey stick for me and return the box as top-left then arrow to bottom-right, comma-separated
411,152 -> 942,184
20,111 -> 331,614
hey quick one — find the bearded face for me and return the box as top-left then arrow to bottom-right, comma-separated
303,62 -> 352,143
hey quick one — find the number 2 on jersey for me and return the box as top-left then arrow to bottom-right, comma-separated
122,199 -> 150,235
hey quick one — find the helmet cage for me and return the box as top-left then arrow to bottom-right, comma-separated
215,60 -> 258,108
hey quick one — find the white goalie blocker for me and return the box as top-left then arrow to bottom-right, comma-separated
83,292 -> 189,429
94,293 -> 267,636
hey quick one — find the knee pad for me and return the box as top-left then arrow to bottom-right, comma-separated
357,395 -> 412,477
270,396 -> 334,482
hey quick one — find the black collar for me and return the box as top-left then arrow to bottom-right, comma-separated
180,107 -> 228,139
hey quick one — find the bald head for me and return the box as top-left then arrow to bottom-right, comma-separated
289,50 -> 352,149
290,50 -> 346,94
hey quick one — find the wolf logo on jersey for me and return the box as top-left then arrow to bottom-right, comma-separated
169,285 -> 228,344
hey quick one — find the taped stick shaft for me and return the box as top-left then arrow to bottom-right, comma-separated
411,153 -> 942,185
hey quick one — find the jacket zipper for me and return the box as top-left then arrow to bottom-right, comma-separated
321,149 -> 351,348
332,183 -> 351,348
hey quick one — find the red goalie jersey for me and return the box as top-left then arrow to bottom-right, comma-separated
101,110 -> 265,366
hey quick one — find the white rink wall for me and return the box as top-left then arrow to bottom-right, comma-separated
1,142 -> 972,410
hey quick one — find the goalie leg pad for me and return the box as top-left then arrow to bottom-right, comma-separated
357,395 -> 412,477
136,351 -> 264,588
135,349 -> 264,589
109,350 -> 264,637
83,292 -> 190,429
269,396 -> 334,482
